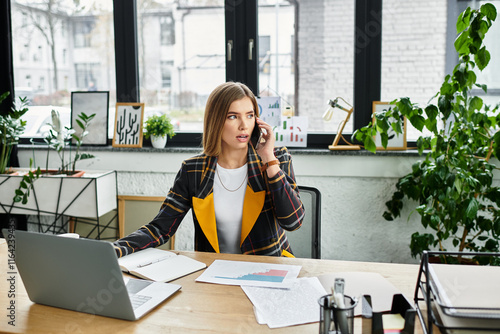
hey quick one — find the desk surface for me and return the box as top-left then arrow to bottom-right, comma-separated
0,241 -> 424,333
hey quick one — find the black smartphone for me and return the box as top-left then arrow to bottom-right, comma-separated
251,120 -> 263,149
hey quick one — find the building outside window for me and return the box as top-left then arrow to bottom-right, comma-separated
12,0 -> 115,138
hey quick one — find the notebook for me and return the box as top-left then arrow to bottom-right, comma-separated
6,229 -> 182,321
118,248 -> 206,282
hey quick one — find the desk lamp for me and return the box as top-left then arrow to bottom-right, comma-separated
322,97 -> 360,150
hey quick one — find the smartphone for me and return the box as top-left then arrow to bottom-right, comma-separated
251,121 -> 263,149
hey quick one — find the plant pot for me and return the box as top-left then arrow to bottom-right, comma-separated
151,135 -> 167,148
0,169 -> 117,218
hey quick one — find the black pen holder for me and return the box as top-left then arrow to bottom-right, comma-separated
319,294 -> 357,334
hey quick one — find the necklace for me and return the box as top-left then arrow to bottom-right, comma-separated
216,165 -> 247,192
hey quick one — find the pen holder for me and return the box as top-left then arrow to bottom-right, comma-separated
318,294 -> 357,334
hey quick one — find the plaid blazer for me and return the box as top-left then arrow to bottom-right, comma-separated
113,145 -> 304,257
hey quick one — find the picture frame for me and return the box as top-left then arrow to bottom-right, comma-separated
71,91 -> 109,146
112,103 -> 145,148
372,101 -> 407,150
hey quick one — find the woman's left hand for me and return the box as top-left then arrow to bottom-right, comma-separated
255,118 -> 276,162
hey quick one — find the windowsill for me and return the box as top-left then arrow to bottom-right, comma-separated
17,143 -> 422,157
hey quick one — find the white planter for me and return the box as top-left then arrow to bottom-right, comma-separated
0,169 -> 117,218
151,135 -> 167,148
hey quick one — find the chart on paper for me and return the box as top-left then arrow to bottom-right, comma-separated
216,269 -> 288,283
196,260 -> 301,288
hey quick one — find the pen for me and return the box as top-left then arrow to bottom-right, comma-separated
137,258 -> 162,268
332,278 -> 349,334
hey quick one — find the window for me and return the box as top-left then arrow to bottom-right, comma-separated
160,14 -> 175,46
381,0 -> 500,141
475,1 -> 500,107
381,0 -> 448,141
11,1 -> 116,139
10,0 -> 487,148
74,20 -> 94,48
258,1 -> 296,120
295,0 -> 355,134
74,63 -> 100,90
137,0 -> 225,132
161,61 -> 174,88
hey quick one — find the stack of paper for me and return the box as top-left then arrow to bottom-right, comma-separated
196,259 -> 328,328
242,277 -> 327,328
428,263 -> 500,333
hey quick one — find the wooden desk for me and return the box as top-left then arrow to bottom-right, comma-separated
0,241 -> 424,333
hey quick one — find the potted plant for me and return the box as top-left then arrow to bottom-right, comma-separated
354,4 -> 500,265
144,114 -> 176,148
0,92 -> 29,174
13,109 -> 96,205
43,109 -> 96,175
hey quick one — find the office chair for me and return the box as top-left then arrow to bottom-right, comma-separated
285,185 -> 321,259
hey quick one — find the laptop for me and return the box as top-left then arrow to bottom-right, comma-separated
5,229 -> 182,321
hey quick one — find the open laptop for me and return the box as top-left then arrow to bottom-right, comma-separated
5,229 -> 182,321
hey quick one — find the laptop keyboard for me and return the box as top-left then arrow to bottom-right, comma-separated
130,293 -> 153,309
126,279 -> 154,310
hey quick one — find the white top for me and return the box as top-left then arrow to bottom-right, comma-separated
213,163 -> 248,254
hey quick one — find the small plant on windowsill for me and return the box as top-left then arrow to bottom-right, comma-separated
353,4 -> 500,265
144,114 -> 176,148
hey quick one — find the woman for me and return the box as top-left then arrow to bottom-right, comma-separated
114,82 -> 304,257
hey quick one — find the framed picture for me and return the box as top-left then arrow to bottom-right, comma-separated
71,91 -> 109,146
112,103 -> 145,148
372,101 -> 407,150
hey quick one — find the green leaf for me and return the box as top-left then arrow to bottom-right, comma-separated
475,47 -> 491,71
409,114 -> 425,132
76,119 -> 84,129
424,105 -> 438,120
470,96 -> 483,111
465,198 -> 479,219
454,30 -> 470,54
494,131 -> 500,159
457,7 -> 471,33
475,83 -> 488,93
438,95 -> 453,119
380,133 -> 388,148
364,136 -> 377,153
480,3 -> 497,21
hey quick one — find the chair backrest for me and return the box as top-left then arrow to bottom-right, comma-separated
285,185 -> 321,259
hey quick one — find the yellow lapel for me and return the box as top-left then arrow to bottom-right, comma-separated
240,185 -> 266,246
192,193 -> 219,253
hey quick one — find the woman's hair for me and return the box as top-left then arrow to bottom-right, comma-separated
203,82 -> 259,156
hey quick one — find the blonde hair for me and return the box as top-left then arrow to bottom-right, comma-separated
203,82 -> 259,156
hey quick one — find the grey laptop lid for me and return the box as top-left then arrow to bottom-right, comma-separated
6,230 -> 181,321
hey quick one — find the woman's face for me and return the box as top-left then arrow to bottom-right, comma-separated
220,96 -> 256,153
